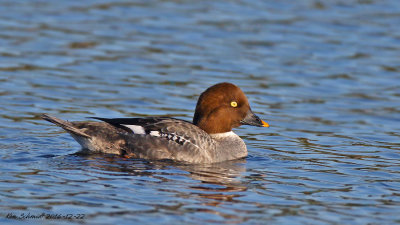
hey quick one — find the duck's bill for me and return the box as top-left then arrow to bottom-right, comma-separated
240,110 -> 269,127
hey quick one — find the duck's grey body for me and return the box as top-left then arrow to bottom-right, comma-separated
42,114 -> 247,163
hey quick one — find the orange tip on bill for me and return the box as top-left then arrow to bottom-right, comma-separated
261,120 -> 270,127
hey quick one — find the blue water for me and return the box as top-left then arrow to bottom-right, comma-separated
1,0 -> 399,224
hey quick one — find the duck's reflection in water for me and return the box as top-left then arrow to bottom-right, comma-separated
77,153 -> 248,213
177,160 -> 247,202
57,154 -> 252,223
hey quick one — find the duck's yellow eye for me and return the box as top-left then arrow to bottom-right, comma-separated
230,101 -> 238,107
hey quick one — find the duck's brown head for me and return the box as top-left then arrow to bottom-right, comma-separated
193,82 -> 269,134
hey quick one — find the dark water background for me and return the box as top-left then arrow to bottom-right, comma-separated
1,0 -> 399,224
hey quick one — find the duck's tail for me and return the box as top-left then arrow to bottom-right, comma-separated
42,114 -> 90,138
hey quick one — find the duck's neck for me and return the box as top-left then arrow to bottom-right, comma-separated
209,131 -> 235,139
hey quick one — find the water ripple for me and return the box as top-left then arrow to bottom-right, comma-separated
1,0 -> 400,224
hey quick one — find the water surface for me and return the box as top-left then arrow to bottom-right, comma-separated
1,0 -> 400,224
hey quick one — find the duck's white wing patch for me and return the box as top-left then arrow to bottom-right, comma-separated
122,124 -> 145,134
149,131 -> 161,137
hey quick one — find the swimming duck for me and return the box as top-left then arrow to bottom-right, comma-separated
42,82 -> 269,163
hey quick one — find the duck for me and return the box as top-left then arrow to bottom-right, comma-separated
42,82 -> 269,163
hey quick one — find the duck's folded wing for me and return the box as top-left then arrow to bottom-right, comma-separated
90,117 -> 216,153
